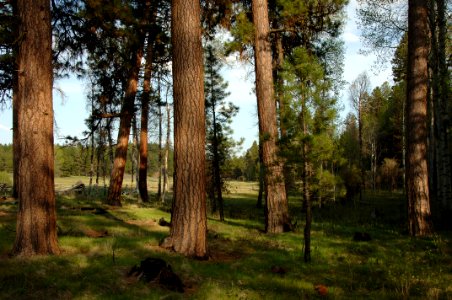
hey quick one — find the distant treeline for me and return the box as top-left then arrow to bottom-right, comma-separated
0,143 -> 173,179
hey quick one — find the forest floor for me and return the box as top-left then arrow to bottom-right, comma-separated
0,177 -> 451,299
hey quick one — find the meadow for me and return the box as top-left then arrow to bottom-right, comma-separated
0,176 -> 451,299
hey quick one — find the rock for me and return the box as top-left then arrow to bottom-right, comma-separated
140,257 -> 167,282
128,257 -> 184,293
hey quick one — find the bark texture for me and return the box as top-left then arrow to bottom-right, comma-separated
406,0 -> 433,236
252,0 -> 290,233
161,0 -> 207,258
13,0 -> 59,256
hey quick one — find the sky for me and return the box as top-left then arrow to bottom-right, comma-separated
0,0 -> 393,153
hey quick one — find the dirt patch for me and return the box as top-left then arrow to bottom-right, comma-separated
0,210 -> 12,217
83,228 -> 109,238
207,237 -> 244,262
208,248 -> 243,262
125,219 -> 158,227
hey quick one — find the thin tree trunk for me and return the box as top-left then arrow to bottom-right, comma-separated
106,44 -> 144,206
273,26 -> 293,194
406,0 -> 433,236
252,0 -> 290,233
358,99 -> 364,203
162,100 -> 171,202
139,33 -> 154,203
301,98 -> 311,262
212,103 -> 224,221
256,141 -> 264,208
95,137 -> 102,185
435,0 -> 452,211
89,100 -> 95,191
157,79 -> 163,200
11,0 -> 18,199
131,115 -> 139,190
160,0 -> 207,258
13,0 -> 59,255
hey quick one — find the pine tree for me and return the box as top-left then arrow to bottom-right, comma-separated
406,0 -> 432,236
13,0 -> 59,256
161,0 -> 207,258
252,0 -> 291,233
281,47 -> 339,262
204,43 -> 239,221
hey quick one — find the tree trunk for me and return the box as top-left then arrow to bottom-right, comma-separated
162,100 -> 171,202
437,0 -> 452,211
358,98 -> 364,203
252,0 -> 290,233
212,103 -> 224,221
406,0 -> 433,236
273,26 -> 294,194
106,45 -> 144,206
139,34 -> 154,203
434,0 -> 452,211
13,0 -> 59,256
301,101 -> 311,262
11,0 -> 18,199
89,100 -> 95,192
256,141 -> 264,208
157,80 -> 163,200
161,0 -> 207,258
131,116 -> 139,190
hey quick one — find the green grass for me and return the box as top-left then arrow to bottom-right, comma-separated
0,178 -> 451,299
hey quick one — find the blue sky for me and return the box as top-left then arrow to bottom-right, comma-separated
0,0 -> 393,152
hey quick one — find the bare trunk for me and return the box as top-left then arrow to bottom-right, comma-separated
157,82 -> 163,200
161,0 -> 207,258
301,103 -> 311,262
432,0 -> 452,211
139,35 -> 154,203
256,141 -> 264,208
162,101 -> 171,202
406,0 -> 433,236
89,100 -> 95,191
212,104 -> 224,221
13,0 -> 59,255
252,0 -> 290,233
107,45 -> 144,206
11,0 -> 18,199
131,116 -> 139,190
358,100 -> 364,202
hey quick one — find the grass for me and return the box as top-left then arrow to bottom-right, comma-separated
0,178 -> 451,299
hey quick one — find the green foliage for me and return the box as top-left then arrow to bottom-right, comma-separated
242,141 -> 260,181
52,142 -> 172,178
356,0 -> 407,64
0,1 -> 15,102
280,46 -> 342,202
224,5 -> 254,60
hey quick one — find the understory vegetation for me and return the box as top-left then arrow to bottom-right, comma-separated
0,178 -> 451,299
